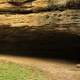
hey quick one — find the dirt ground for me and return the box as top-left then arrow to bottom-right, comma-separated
0,54 -> 80,80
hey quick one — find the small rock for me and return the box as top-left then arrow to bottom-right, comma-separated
76,64 -> 80,68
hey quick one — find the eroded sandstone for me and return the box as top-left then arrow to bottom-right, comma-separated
0,0 -> 80,12
0,0 -> 80,35
0,0 -> 79,53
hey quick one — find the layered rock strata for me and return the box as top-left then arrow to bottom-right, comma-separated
0,0 -> 80,35
0,0 -> 80,52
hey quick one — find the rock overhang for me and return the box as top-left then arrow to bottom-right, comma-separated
0,0 -> 80,35
0,0 -> 80,52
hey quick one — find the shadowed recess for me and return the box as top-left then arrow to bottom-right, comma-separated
0,27 -> 80,60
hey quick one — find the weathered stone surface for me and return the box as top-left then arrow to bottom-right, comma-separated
0,10 -> 80,35
0,0 -> 80,35
0,0 -> 80,54
0,0 -> 80,12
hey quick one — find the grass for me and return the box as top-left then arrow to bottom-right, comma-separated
0,60 -> 50,80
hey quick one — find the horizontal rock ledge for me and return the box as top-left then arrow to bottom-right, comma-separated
0,10 -> 80,26
0,10 -> 80,35
0,0 -> 80,13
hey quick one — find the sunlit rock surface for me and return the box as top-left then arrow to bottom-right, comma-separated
0,0 -> 79,55
0,0 -> 80,35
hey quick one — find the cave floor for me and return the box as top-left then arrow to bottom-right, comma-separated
0,54 -> 80,80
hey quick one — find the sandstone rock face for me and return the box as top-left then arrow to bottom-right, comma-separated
0,0 -> 80,35
0,0 -> 80,53
0,0 -> 80,10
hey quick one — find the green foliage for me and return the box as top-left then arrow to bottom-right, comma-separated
0,61 -> 48,80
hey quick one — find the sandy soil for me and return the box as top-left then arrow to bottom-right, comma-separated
0,54 -> 80,80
